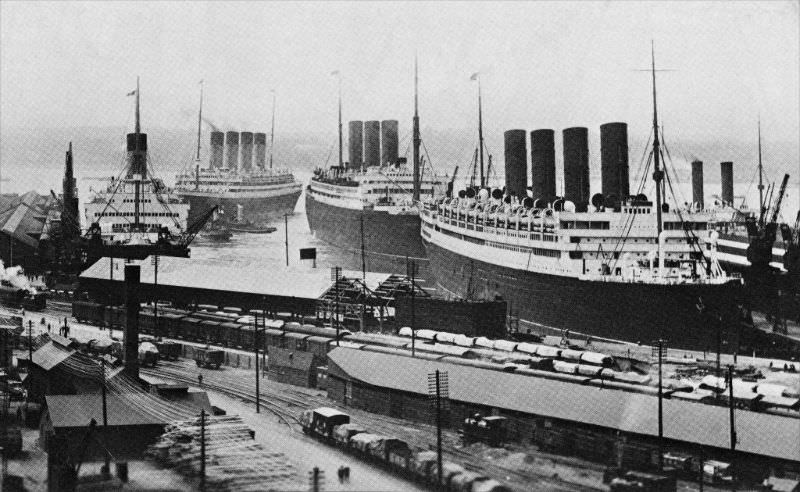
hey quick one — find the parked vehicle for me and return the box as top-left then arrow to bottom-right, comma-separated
462,414 -> 507,447
193,347 -> 223,369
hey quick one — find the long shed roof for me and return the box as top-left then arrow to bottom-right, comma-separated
81,256 -> 391,300
328,348 -> 800,462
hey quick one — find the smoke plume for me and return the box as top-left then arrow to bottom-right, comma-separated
0,260 -> 35,293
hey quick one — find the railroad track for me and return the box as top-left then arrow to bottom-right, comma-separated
141,363 -> 302,429
144,360 -> 606,491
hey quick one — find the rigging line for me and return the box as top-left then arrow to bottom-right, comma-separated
608,149 -> 655,271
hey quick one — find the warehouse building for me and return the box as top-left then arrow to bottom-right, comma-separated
326,347 -> 800,479
266,347 -> 316,388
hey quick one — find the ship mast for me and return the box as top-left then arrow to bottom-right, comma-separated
134,76 -> 142,232
757,118 -> 765,227
412,56 -> 421,202
477,75 -> 485,188
196,80 -> 203,161
269,89 -> 276,169
650,44 -> 664,237
336,73 -> 343,169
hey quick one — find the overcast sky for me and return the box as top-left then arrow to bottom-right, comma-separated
1,1 -> 798,146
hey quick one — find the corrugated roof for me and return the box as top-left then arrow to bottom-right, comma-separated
81,256 -> 392,300
328,348 -> 800,462
45,394 -> 171,427
32,341 -> 77,371
268,347 -> 315,370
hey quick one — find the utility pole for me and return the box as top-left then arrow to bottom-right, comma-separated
28,320 -> 33,363
101,358 -> 110,473
152,255 -> 159,336
254,314 -> 260,414
428,370 -> 448,487
654,338 -> 666,471
199,409 -> 206,492
727,365 -> 736,452
284,213 -> 290,266
331,267 -> 341,345
309,467 -> 324,492
408,259 -> 417,357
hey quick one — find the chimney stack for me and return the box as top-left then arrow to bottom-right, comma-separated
210,132 -> 224,169
600,122 -> 630,209
240,132 -> 253,172
225,131 -> 239,171
503,130 -> 528,200
562,127 -> 590,211
363,121 -> 380,167
254,133 -> 267,169
125,133 -> 148,178
720,161 -> 734,205
124,264 -> 141,380
348,121 -> 363,170
380,120 -> 399,166
692,160 -> 704,210
62,142 -> 79,236
530,129 -> 556,204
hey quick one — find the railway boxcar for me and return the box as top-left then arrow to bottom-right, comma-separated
72,301 -> 105,324
301,407 -> 350,440
155,340 -> 181,361
285,332 -> 310,352
181,317 -> 202,341
200,320 -> 222,344
264,328 -> 285,351
219,322 -> 240,347
239,324 -> 255,349
139,311 -> 157,335
160,313 -> 185,338
194,347 -> 223,369
306,336 -> 333,363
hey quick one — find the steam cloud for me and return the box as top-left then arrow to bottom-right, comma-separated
0,260 -> 36,294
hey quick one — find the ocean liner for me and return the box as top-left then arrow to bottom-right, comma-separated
175,86 -> 302,227
305,62 -> 446,274
421,50 -> 744,350
84,79 -> 190,247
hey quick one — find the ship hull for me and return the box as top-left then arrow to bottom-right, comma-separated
179,190 -> 302,225
305,193 -> 429,277
423,238 -> 744,351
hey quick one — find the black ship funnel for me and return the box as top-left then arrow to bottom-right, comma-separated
503,129 -> 528,200
364,121 -> 380,167
62,142 -> 79,237
240,131 -> 254,172
381,120 -> 399,166
600,122 -> 630,209
531,129 -> 556,204
225,131 -> 239,171
210,131 -> 225,169
126,77 -> 147,179
563,127 -> 590,212
692,160 -> 704,210
348,121 -> 364,170
124,264 -> 140,380
254,133 -> 266,169
720,161 -> 734,205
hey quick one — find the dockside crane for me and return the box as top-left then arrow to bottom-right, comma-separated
746,173 -> 790,269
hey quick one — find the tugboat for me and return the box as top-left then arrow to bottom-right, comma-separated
420,47 -> 744,350
305,60 -> 447,275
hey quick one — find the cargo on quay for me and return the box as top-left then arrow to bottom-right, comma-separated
305,61 -> 446,275
421,51 -> 747,350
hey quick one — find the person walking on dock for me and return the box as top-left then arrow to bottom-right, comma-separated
198,373 -> 203,388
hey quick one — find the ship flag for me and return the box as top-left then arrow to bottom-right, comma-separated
330,70 -> 340,76
470,72 -> 480,81
126,89 -> 137,96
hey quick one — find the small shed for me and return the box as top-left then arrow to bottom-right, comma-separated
25,338 -> 101,404
266,347 -> 316,388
